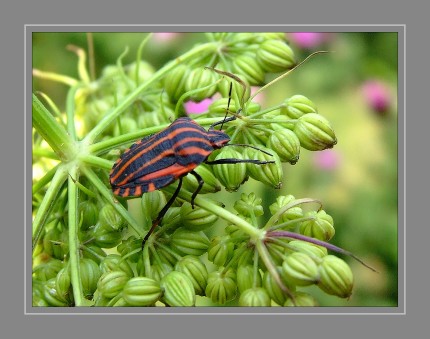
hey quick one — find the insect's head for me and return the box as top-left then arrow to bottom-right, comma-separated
207,129 -> 231,149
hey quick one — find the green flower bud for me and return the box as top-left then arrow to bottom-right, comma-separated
164,64 -> 190,102
182,164 -> 221,195
43,278 -> 70,307
317,255 -> 353,298
239,287 -> 271,306
284,291 -> 318,306
79,200 -> 99,231
97,271 -> 130,299
269,195 -> 304,227
300,210 -> 335,241
287,240 -> 328,259
170,229 -> 210,256
232,54 -> 266,85
244,146 -> 283,189
207,236 -> 235,267
80,258 -> 101,298
185,67 -> 218,102
237,265 -> 262,293
149,262 -> 173,282
212,148 -> 248,192
281,95 -> 318,119
257,39 -> 296,73
117,236 -> 141,263
160,271 -> 196,307
259,32 -> 286,41
33,257 -> 64,281
98,204 -> 125,231
281,252 -> 320,286
294,113 -> 337,151
111,296 -> 129,307
180,202 -> 218,232
81,244 -> 107,265
141,190 -> 167,222
122,277 -> 162,306
175,256 -> 208,296
266,240 -> 289,266
267,129 -> 301,164
234,192 -> 264,217
99,254 -> 134,278
205,268 -> 237,305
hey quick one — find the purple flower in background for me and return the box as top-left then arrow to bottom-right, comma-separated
184,97 -> 214,115
288,32 -> 331,49
361,80 -> 392,115
313,149 -> 340,171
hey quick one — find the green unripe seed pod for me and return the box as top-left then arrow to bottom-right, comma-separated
287,240 -> 328,259
244,146 -> 283,189
99,254 -> 134,277
281,252 -> 320,286
117,236 -> 141,263
175,256 -> 208,296
97,271 -> 130,299
122,277 -> 162,306
185,67 -> 218,102
236,265 -> 262,294
170,229 -> 210,257
263,268 -> 293,306
205,268 -> 237,305
267,129 -> 301,164
232,54 -> 266,85
234,192 -> 264,217
212,148 -> 248,192
317,255 -> 354,298
284,291 -> 318,306
239,287 -> 271,306
55,267 -> 72,303
79,200 -> 99,231
207,236 -> 235,267
180,202 -> 219,231
141,190 -> 167,222
182,164 -> 221,195
164,64 -> 190,102
300,210 -> 335,241
160,271 -> 196,307
43,278 -> 70,307
269,195 -> 304,227
281,95 -> 318,119
294,113 -> 337,151
98,204 -> 125,231
79,258 -> 101,298
257,39 -> 296,73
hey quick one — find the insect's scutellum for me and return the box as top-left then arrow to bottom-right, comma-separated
109,68 -> 275,249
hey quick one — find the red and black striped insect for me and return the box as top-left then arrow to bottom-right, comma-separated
110,89 -> 274,247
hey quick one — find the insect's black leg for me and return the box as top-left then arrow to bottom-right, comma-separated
205,158 -> 275,165
189,170 -> 204,209
142,177 -> 183,249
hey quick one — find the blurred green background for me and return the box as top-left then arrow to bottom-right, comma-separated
32,31 -> 399,307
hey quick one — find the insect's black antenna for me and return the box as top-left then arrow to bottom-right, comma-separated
223,143 -> 273,157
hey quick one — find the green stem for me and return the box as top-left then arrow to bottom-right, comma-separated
67,165 -> 84,306
32,94 -> 76,161
65,85 -> 80,141
32,163 -> 59,195
80,154 -> 113,170
84,42 -> 219,144
32,165 -> 68,250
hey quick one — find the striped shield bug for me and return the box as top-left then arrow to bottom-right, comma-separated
110,76 -> 275,248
